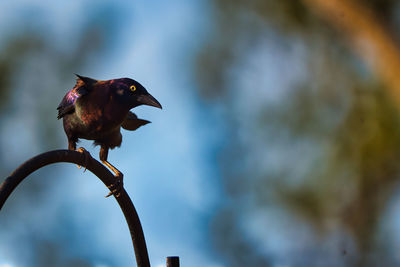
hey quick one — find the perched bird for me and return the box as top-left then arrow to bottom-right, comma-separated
57,74 -> 162,194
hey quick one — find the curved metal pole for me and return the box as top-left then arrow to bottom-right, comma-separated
0,149 -> 150,267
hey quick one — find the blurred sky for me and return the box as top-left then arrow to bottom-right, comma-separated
0,0 -> 224,266
4,1 -> 399,267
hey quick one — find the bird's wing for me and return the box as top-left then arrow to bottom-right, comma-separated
121,111 -> 151,131
57,79 -> 90,119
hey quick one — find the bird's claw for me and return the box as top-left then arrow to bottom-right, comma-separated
105,172 -> 124,198
76,147 -> 91,172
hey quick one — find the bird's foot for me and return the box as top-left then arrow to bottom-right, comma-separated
76,147 -> 91,172
105,172 -> 124,198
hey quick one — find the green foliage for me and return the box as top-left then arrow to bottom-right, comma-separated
197,0 -> 400,266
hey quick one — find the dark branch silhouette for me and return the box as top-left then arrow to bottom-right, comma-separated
0,149 -> 150,267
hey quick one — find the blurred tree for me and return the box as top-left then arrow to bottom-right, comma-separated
197,0 -> 400,266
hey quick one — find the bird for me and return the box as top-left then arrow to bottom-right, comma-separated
57,74 -> 162,196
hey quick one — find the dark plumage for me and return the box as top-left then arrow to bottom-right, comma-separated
57,74 -> 161,181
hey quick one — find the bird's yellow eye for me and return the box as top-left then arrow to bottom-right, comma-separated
130,85 -> 136,92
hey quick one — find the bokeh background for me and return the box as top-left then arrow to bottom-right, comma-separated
1,0 -> 400,266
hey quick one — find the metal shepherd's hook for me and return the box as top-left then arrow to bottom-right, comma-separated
0,149 -> 180,267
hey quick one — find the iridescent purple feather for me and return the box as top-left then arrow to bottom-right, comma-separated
57,80 -> 88,119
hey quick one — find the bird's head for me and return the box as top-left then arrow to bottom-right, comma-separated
112,78 -> 162,109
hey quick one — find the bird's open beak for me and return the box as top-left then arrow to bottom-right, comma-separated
138,94 -> 162,109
